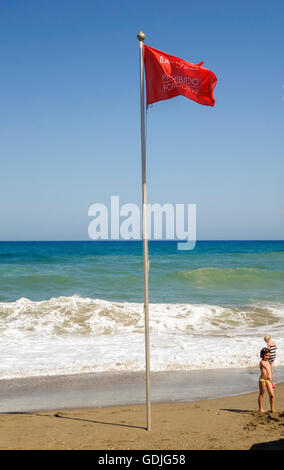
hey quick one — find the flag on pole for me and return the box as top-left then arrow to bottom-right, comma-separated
137,32 -> 217,431
143,45 -> 217,107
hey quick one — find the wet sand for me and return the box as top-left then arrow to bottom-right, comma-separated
0,381 -> 283,450
2,366 -> 284,413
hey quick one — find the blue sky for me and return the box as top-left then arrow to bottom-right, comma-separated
0,0 -> 283,240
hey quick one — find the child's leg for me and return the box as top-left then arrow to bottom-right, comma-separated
267,381 -> 275,412
258,381 -> 266,412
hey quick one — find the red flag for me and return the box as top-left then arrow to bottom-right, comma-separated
143,45 -> 217,107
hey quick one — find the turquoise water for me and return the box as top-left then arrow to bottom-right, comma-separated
1,240 -> 284,305
0,240 -> 283,378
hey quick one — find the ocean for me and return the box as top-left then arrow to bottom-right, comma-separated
0,240 -> 283,380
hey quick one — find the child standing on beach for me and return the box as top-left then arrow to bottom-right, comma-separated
264,336 -> 277,384
258,348 -> 275,413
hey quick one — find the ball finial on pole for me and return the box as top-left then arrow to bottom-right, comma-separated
137,31 -> 146,42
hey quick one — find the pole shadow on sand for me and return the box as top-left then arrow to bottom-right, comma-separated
0,410 -> 147,430
39,412 -> 146,431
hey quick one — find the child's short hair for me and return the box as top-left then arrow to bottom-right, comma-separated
260,347 -> 270,359
264,336 -> 271,342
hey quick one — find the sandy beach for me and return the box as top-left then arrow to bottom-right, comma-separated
0,381 -> 283,450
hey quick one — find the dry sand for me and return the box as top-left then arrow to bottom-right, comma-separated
0,382 -> 283,450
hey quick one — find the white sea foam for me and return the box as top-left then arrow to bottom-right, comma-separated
0,295 -> 283,379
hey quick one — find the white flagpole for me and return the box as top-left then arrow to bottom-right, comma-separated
137,30 -> 151,432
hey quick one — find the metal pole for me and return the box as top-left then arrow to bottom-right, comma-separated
137,30 -> 151,432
